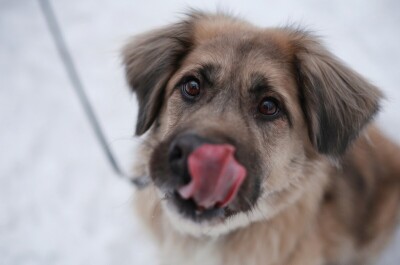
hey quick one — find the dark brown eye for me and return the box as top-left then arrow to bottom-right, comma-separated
181,79 -> 201,99
258,97 -> 279,116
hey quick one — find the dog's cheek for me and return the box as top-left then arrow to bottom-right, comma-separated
255,121 -> 303,192
149,141 -> 173,189
149,94 -> 191,189
160,92 -> 187,135
230,140 -> 264,211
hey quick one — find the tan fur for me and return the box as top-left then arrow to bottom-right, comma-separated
125,12 -> 400,265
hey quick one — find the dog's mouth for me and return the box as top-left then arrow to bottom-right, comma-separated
178,144 -> 246,207
167,191 -> 234,222
165,143 -> 247,222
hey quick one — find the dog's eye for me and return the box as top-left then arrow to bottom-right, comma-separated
258,97 -> 279,116
181,79 -> 201,100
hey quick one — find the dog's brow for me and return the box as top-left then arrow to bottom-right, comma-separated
249,73 -> 271,93
199,63 -> 220,85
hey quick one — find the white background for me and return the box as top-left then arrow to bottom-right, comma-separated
1,0 -> 399,264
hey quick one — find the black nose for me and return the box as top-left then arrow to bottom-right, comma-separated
168,134 -> 209,184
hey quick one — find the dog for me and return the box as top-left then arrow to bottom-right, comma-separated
122,11 -> 400,265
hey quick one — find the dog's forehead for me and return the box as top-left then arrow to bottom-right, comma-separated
176,29 -> 297,97
191,17 -> 293,58
179,19 -> 295,82
189,32 -> 288,67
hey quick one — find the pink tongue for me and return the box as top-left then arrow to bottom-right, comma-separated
178,144 -> 247,209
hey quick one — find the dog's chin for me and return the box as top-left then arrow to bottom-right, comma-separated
162,202 -> 248,237
159,192 -> 272,237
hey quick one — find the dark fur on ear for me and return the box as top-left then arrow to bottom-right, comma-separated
289,29 -> 383,156
122,13 -> 200,135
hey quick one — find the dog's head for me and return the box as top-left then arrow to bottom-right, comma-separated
123,12 -> 382,236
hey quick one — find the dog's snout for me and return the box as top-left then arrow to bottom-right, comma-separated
168,133 -> 247,209
168,134 -> 208,181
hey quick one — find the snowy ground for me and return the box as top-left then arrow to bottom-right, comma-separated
1,0 -> 399,264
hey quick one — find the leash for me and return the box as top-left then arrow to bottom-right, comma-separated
38,0 -> 149,189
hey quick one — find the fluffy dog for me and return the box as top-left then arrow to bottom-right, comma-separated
122,11 -> 400,265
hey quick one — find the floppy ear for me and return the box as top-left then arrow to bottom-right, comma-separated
291,30 -> 383,156
122,19 -> 195,135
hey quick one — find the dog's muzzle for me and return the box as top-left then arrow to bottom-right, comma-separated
169,134 -> 247,209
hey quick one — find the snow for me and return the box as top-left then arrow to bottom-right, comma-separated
0,0 -> 399,264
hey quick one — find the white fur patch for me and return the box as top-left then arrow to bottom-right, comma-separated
161,186 -> 304,237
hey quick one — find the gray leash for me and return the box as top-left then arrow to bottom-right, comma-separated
38,0 -> 149,189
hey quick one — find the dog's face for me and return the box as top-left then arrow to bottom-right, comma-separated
123,12 -> 381,236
